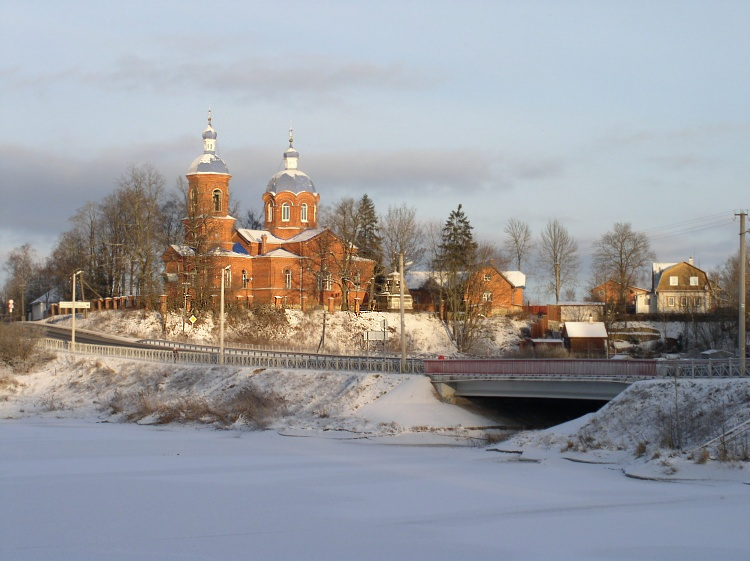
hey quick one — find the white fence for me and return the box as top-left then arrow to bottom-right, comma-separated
41,338 -> 425,374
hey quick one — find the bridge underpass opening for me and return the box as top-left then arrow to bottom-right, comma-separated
458,396 -> 609,431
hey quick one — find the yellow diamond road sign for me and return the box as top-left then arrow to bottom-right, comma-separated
189,315 -> 197,324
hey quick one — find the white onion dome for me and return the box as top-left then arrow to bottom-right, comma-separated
187,110 -> 229,175
266,130 -> 315,193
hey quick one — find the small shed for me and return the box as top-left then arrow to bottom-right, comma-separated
561,321 -> 609,357
29,288 -> 62,321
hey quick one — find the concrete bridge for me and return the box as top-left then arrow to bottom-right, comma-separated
425,358 -> 748,401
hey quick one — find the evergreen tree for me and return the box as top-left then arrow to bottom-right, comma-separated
437,204 -> 477,272
434,204 -> 482,352
355,194 -> 382,263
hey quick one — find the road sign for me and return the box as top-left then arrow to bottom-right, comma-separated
59,301 -> 91,309
364,330 -> 387,341
189,315 -> 197,325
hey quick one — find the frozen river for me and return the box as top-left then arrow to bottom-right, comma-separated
2,419 -> 749,560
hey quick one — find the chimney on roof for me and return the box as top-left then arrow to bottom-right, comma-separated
689,257 -> 694,265
588,315 -> 593,324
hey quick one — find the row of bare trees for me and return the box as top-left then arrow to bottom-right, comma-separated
2,164 -> 181,317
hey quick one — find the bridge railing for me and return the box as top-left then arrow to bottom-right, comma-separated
41,338 -> 424,374
424,358 -> 748,380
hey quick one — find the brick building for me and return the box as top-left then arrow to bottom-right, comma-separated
406,264 -> 525,316
162,113 -> 375,312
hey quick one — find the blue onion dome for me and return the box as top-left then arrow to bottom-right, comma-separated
265,128 -> 315,193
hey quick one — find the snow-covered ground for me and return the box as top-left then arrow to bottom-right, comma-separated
46,308 -> 528,357
2,417 -> 749,561
2,311 -> 750,559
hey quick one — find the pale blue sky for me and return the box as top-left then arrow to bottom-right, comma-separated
2,1 -> 749,298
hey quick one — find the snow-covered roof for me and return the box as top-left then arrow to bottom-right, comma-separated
405,269 -> 526,290
405,271 -> 435,290
236,229 -> 286,244
266,169 -> 315,194
502,271 -> 526,288
30,287 -> 62,305
653,262 -> 678,275
207,247 -> 252,258
562,322 -> 608,338
187,152 -> 229,175
235,227 -> 326,245
264,248 -> 302,259
170,244 -> 195,257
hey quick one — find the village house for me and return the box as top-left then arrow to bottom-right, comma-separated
590,279 -> 649,314
162,113 -> 375,312
405,264 -> 525,317
634,260 -> 714,314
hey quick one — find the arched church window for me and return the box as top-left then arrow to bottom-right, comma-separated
191,189 -> 198,211
284,269 -> 292,289
354,272 -> 361,288
267,203 -> 273,222
281,202 -> 291,222
212,189 -> 222,212
325,272 -> 332,291
242,270 -> 249,288
300,203 -> 308,223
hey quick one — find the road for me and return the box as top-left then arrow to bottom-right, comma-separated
30,323 -> 161,350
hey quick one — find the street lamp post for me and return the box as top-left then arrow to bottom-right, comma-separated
71,270 -> 84,352
219,265 -> 230,365
20,283 -> 26,322
181,282 -> 190,334
738,212 -> 747,375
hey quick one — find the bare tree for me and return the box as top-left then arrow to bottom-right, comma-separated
238,207 -> 264,230
537,219 -> 579,303
2,244 -> 45,320
161,187 -> 185,246
117,163 -> 166,303
504,217 -> 533,271
380,204 -> 425,272
592,222 -> 654,317
317,197 -> 369,310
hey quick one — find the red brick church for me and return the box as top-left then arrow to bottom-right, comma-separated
162,113 -> 375,312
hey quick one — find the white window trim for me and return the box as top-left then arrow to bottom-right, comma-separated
669,276 -> 678,286
281,202 -> 291,222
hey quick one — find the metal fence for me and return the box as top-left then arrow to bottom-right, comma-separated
424,358 -> 749,381
41,338 -> 424,374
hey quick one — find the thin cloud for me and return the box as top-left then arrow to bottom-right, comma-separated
8,54 -> 435,100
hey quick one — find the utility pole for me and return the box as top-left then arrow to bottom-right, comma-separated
400,252 -> 406,372
738,212 -> 747,375
219,265 -> 230,365
71,270 -> 84,352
